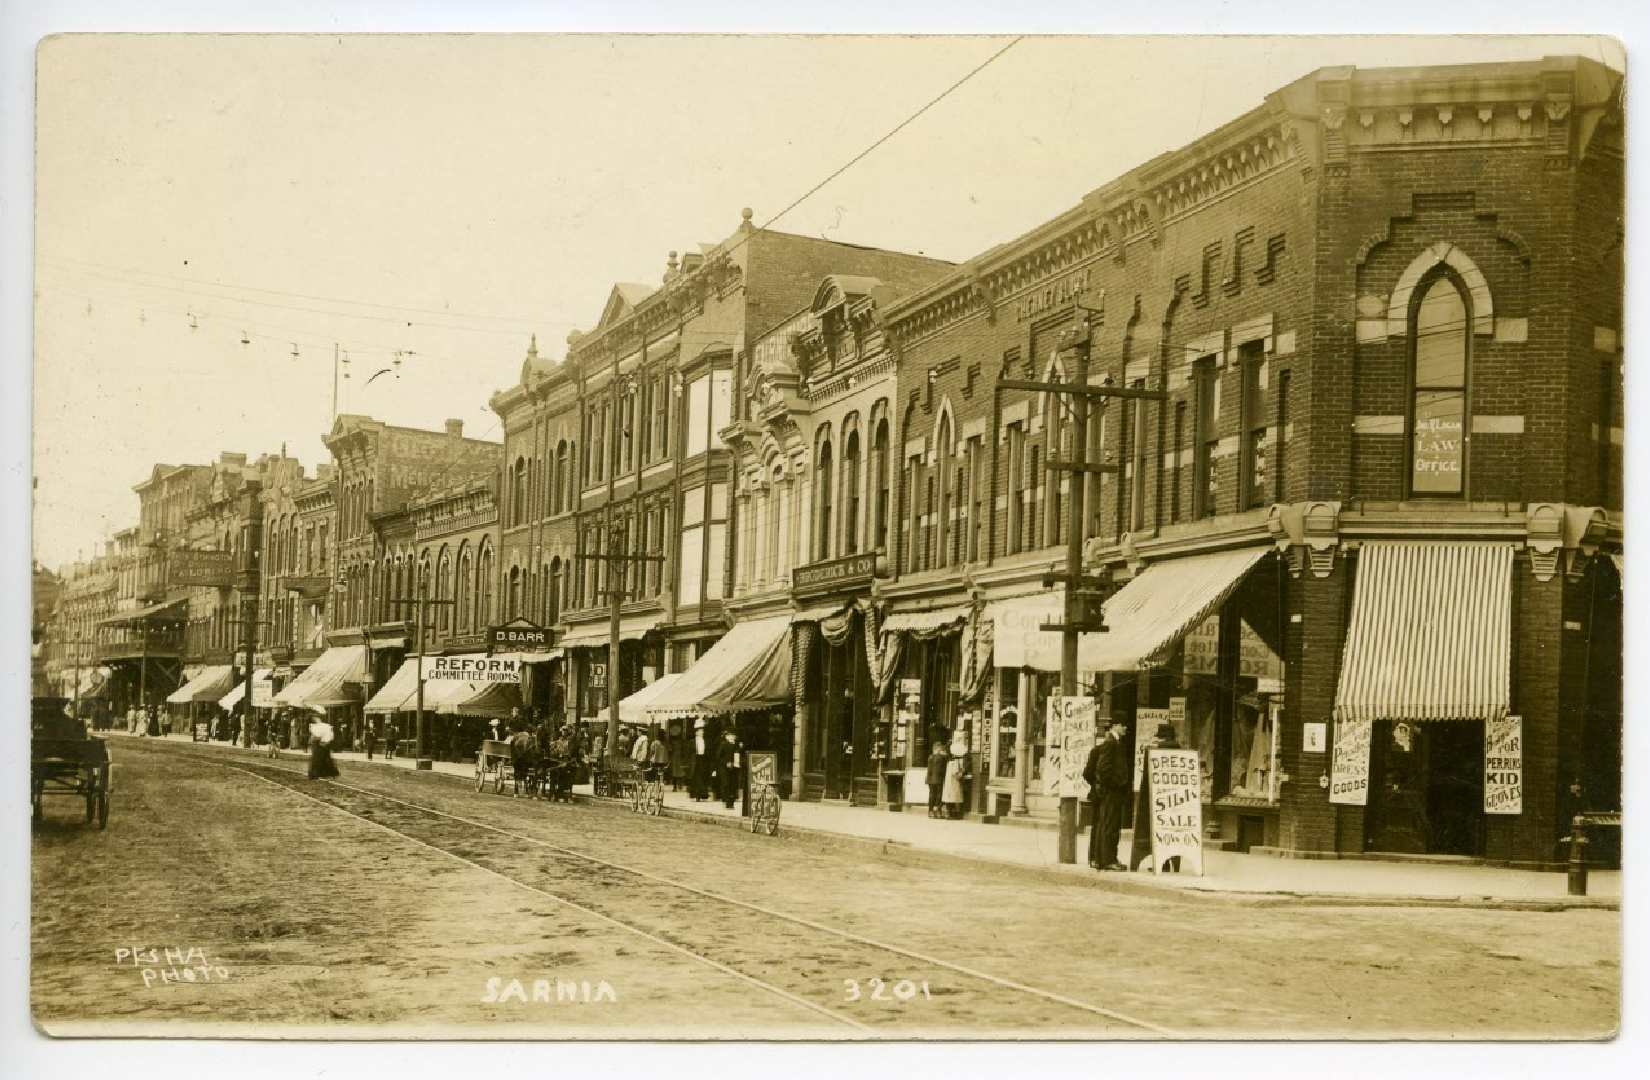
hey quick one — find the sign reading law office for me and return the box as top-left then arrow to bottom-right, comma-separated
170,549 -> 237,588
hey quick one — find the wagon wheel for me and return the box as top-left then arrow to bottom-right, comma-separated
763,790 -> 782,836
474,759 -> 486,792
494,768 -> 506,796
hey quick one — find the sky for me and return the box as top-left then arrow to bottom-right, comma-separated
29,33 -> 1621,571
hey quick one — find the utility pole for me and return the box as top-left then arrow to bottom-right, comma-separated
574,533 -> 664,764
995,307 -> 1166,864
229,597 -> 271,748
391,573 -> 453,771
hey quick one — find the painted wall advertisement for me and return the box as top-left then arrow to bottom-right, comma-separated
1484,714 -> 1523,815
1147,747 -> 1204,875
1328,715 -> 1373,806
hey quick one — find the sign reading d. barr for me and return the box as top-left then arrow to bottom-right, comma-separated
487,622 -> 551,651
426,656 -> 522,683
1484,714 -> 1523,815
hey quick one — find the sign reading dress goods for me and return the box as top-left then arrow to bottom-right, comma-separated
1328,715 -> 1373,806
1484,714 -> 1523,815
1147,747 -> 1204,876
426,656 -> 522,683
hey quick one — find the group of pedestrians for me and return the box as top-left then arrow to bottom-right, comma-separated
923,737 -> 972,819
630,720 -> 746,809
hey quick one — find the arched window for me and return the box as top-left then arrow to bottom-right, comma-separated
872,418 -> 890,551
935,412 -> 953,568
548,558 -> 562,625
816,438 -> 834,562
477,542 -> 495,627
842,429 -> 861,556
512,458 -> 528,526
508,566 -> 523,619
437,548 -> 452,631
1409,271 -> 1469,496
455,544 -> 472,630
552,441 -> 566,516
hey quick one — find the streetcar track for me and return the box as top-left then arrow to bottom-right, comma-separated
228,763 -> 874,1034
192,746 -> 1177,1037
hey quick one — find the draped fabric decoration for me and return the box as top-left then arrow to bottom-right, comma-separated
958,603 -> 994,704
818,605 -> 856,647
792,622 -> 816,715
863,604 -> 905,703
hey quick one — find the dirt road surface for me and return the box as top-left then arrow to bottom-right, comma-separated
31,739 -> 1619,1039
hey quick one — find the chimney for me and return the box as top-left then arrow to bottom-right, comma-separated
445,419 -> 464,438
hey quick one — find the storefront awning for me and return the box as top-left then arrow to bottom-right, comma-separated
100,598 -> 187,626
219,668 -> 273,710
596,673 -> 683,725
1334,543 -> 1513,724
880,604 -> 972,636
166,664 -> 235,704
364,657 -> 422,714
272,645 -> 368,708
1079,546 -> 1272,673
558,618 -> 659,650
646,615 -> 793,717
441,680 -> 525,720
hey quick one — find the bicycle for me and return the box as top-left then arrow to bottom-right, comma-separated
632,762 -> 666,816
748,781 -> 781,836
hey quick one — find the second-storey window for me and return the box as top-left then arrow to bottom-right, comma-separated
1409,273 -> 1469,496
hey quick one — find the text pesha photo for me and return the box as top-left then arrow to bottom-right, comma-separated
28,34 -> 1622,1040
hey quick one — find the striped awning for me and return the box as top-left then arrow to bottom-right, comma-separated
645,615 -> 793,717
444,679 -> 525,720
558,617 -> 659,650
364,657 -> 422,714
1334,543 -> 1513,724
880,604 -> 972,636
219,668 -> 273,710
1080,546 -> 1272,672
166,664 -> 235,704
272,645 -> 368,708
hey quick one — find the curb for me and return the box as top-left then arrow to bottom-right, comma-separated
123,736 -> 1621,913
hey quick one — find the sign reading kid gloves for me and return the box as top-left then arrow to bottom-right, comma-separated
1146,747 -> 1203,876
1484,714 -> 1523,815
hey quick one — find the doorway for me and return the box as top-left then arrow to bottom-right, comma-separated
1366,720 -> 1484,856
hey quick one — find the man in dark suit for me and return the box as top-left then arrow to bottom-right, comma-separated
715,726 -> 743,810
1083,720 -> 1131,871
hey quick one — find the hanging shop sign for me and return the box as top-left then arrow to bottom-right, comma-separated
1328,715 -> 1373,806
1484,714 -> 1523,815
488,619 -> 553,651
426,656 -> 522,683
251,677 -> 274,708
170,549 -> 238,588
1133,707 -> 1171,791
1147,747 -> 1204,875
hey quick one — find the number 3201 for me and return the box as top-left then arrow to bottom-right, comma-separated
843,978 -> 931,1002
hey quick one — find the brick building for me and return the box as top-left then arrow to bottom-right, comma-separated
852,56 -> 1622,866
490,210 -> 953,753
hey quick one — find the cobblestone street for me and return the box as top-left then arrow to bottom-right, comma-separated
31,739 -> 1620,1039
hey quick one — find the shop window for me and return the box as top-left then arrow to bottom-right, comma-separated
994,669 -> 1020,779
1408,273 -> 1469,496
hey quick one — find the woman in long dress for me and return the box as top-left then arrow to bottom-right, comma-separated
941,737 -> 968,819
308,720 -> 340,780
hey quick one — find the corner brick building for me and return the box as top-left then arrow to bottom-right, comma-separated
848,56 -> 1622,866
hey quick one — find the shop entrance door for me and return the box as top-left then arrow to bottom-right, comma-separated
1366,720 -> 1485,856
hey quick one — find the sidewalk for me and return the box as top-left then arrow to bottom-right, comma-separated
125,732 -> 1620,910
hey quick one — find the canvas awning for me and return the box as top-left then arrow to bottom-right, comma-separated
880,604 -> 972,636
595,673 -> 683,725
1334,543 -> 1513,724
271,645 -> 368,708
218,668 -> 273,710
441,680 -> 525,720
364,657 -> 423,714
100,598 -> 186,626
645,616 -> 793,717
1078,546 -> 1272,673
558,617 -> 659,650
166,664 -> 235,705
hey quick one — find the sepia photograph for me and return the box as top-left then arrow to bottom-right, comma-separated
12,14 -> 1631,1055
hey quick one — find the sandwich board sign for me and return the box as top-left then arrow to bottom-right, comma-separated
1146,747 -> 1204,876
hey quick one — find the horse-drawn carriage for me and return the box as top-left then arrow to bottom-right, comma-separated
31,697 -> 110,828
475,732 -> 581,801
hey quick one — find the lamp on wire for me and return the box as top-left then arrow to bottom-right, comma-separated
187,312 -> 199,330
290,343 -> 299,360
240,330 -> 251,346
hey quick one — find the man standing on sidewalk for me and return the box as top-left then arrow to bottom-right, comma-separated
1083,720 -> 1130,871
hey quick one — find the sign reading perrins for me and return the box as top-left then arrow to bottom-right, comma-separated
426,656 -> 522,683
1015,267 -> 1091,322
792,552 -> 877,593
170,549 -> 237,588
